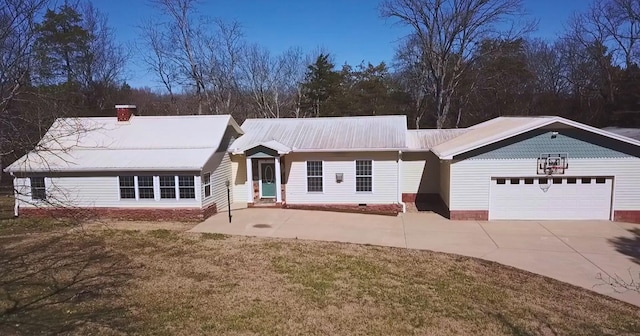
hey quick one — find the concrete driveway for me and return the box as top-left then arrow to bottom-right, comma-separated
190,208 -> 640,307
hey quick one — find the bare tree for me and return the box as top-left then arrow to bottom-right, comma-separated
570,0 -> 640,68
141,1 -> 245,115
240,45 -> 306,118
139,19 -> 180,114
525,39 -> 571,97
202,19 -> 244,115
0,0 -> 51,183
381,0 -> 532,128
279,47 -> 307,118
145,0 -> 208,115
394,35 -> 429,128
78,2 -> 128,111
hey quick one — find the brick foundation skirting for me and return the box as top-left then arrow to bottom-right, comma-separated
284,203 -> 402,216
613,211 -> 640,224
19,204 -> 218,222
402,193 -> 419,202
449,210 -> 489,221
402,193 -> 444,203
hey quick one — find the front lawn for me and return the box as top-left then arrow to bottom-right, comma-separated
0,223 -> 639,336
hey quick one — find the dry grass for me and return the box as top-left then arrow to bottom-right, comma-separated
2,225 -> 639,336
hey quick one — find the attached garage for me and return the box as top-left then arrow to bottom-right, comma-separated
489,176 -> 613,220
431,116 -> 640,222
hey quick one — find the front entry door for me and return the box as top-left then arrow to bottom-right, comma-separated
260,162 -> 276,198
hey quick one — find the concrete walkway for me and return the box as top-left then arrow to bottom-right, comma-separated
190,208 -> 640,307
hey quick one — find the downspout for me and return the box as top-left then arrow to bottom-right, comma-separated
10,172 -> 18,217
397,151 -> 406,213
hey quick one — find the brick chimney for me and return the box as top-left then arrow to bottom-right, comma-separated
115,105 -> 136,122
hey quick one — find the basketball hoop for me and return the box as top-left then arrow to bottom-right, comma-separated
537,153 -> 568,175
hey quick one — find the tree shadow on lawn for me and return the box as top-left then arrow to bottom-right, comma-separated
0,232 -> 136,335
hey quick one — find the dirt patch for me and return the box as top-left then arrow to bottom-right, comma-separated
81,220 -> 198,232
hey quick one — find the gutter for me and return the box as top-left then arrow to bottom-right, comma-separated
6,167 -> 204,173
10,172 -> 18,217
397,150 -> 405,213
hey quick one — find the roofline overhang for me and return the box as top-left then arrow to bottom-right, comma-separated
403,148 -> 437,153
230,150 -> 290,155
230,147 -> 408,155
6,166 -> 204,173
432,117 -> 640,160
227,117 -> 244,135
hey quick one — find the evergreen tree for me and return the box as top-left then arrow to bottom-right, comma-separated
301,54 -> 342,117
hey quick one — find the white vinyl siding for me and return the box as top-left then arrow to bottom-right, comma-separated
439,160 -> 451,208
13,175 -> 201,209
285,152 -> 398,204
402,151 -> 440,194
449,157 -> 640,212
231,155 -> 247,203
202,151 -> 233,210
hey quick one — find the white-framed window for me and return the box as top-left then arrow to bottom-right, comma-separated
159,176 -> 176,199
137,176 -> 155,199
306,161 -> 323,192
178,176 -> 196,199
118,176 -> 136,199
118,175 -> 197,201
30,177 -> 46,200
202,172 -> 211,197
355,160 -> 372,192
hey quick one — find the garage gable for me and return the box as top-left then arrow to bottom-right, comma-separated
432,116 -> 640,160
462,128 -> 637,160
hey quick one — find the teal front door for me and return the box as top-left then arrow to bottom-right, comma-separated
260,162 -> 276,198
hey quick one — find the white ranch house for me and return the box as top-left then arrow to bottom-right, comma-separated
5,105 -> 640,223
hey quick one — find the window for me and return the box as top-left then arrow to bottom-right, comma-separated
203,173 -> 211,197
524,178 -> 534,185
582,178 -> 591,184
179,176 -> 196,199
496,178 -> 506,185
567,178 -> 577,184
355,160 -> 372,192
553,178 -> 563,184
539,178 -> 548,184
159,176 -> 176,199
306,161 -> 323,192
138,176 -> 155,199
596,177 -> 606,184
510,178 -> 520,185
30,177 -> 46,200
119,176 -> 135,199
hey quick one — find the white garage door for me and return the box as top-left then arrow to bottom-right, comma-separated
489,177 -> 612,220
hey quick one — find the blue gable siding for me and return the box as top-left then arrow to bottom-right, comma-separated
466,130 -> 632,159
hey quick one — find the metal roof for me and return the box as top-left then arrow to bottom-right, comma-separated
230,115 -> 408,153
406,129 -> 469,151
603,127 -> 640,141
6,115 -> 242,172
431,116 -> 640,159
